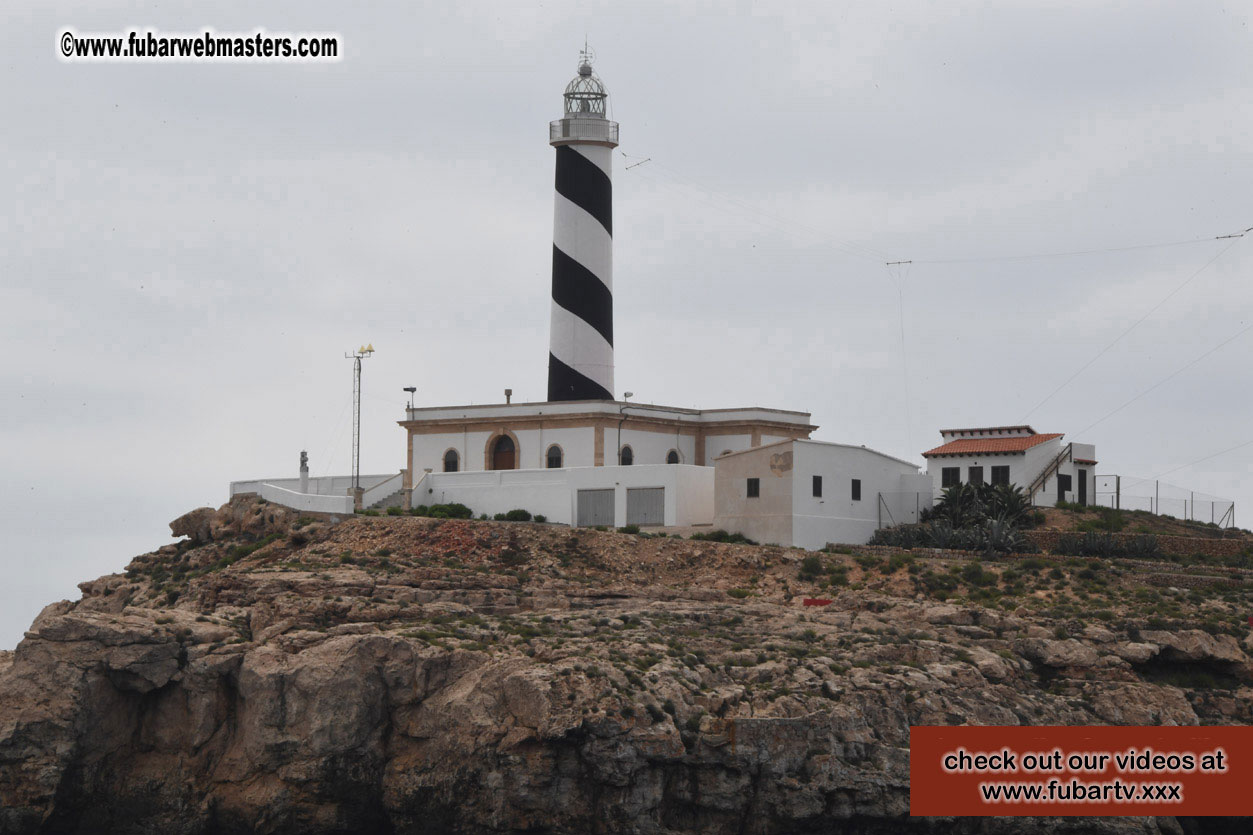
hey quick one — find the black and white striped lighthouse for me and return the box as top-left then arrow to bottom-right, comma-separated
547,49 -> 619,402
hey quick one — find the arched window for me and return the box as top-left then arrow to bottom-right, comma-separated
546,444 -> 563,469
619,445 -> 633,466
490,435 -> 516,470
443,449 -> 460,473
666,449 -> 680,464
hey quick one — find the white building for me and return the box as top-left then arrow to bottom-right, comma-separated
400,399 -> 817,527
921,426 -> 1097,507
712,439 -> 932,549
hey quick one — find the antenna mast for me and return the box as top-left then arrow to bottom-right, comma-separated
344,344 -> 375,492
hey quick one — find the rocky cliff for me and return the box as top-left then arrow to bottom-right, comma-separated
1,496 -> 1250,834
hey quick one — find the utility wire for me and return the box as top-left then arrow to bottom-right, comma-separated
1021,233 -> 1246,420
1148,438 -> 1253,482
620,151 -> 895,263
1073,318 -> 1253,439
914,237 -> 1218,265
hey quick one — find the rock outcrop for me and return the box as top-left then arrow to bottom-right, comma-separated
0,496 -> 1250,834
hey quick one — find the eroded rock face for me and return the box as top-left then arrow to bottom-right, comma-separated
0,496 -> 1249,834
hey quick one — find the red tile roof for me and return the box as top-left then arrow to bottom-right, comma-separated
922,433 -> 1064,457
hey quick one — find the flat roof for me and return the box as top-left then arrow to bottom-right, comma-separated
402,399 -> 814,426
715,437 -> 920,470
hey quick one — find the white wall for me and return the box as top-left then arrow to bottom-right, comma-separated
705,434 -> 753,462
675,465 -> 715,526
418,464 -> 714,527
230,473 -> 395,498
254,483 -> 353,515
789,442 -> 924,549
926,439 -> 1062,498
617,426 -> 695,466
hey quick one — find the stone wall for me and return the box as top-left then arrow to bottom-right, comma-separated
1025,530 -> 1250,559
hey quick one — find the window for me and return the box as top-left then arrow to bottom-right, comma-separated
851,478 -> 861,501
747,477 -> 760,498
443,449 -> 459,473
812,475 -> 822,497
619,445 -> 633,466
546,444 -> 563,469
941,467 -> 960,488
666,449 -> 680,464
991,465 -> 1010,486
968,466 -> 984,486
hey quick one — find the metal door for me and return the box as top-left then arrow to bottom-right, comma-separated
626,487 -> 664,526
576,489 -> 615,527
1077,470 -> 1087,506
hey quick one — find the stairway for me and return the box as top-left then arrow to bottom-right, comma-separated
368,489 -> 406,511
1026,443 -> 1072,505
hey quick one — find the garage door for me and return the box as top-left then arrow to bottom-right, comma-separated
576,489 -> 615,527
626,487 -> 664,527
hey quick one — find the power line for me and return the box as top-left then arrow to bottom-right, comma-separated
886,261 -> 915,456
1150,438 -> 1253,481
914,236 -> 1217,265
1073,317 -> 1253,438
1021,233 -> 1245,420
620,151 -> 895,263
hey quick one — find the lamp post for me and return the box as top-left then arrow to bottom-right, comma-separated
403,386 -> 416,410
344,343 -> 375,494
616,391 -> 634,465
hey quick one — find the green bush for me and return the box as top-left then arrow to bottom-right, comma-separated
960,561 -> 995,587
799,555 -> 823,579
727,588 -> 752,599
533,514 -> 548,524
502,509 -> 532,522
618,524 -> 641,534
410,503 -> 474,519
386,506 -> 403,516
689,529 -> 756,544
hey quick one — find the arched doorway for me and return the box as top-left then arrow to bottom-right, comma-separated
490,435 -> 516,470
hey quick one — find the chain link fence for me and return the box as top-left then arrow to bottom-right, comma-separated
1094,475 -> 1235,528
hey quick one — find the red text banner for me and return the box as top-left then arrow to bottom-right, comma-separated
910,726 -> 1253,816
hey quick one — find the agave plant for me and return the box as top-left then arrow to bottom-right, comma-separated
981,513 -> 1028,555
923,520 -> 958,549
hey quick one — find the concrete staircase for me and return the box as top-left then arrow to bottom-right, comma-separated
368,489 -> 406,511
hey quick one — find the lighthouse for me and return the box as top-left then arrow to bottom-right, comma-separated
547,48 -> 619,402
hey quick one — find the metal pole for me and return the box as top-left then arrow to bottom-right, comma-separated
1189,491 -> 1194,522
352,355 -> 361,491
1115,475 -> 1120,510
1155,481 -> 1159,516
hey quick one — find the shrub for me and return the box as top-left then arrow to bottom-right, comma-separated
727,588 -> 752,599
960,561 -> 994,587
411,503 -> 473,519
618,524 -> 641,534
499,509 -> 532,522
799,555 -> 823,579
386,506 -> 403,516
886,553 -> 914,573
534,514 -> 548,524
689,529 -> 756,544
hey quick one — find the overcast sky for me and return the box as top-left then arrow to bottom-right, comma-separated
3,0 -> 1251,648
